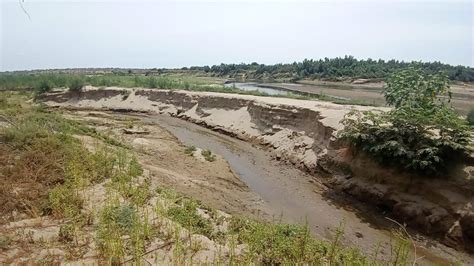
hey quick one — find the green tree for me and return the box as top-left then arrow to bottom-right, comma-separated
339,68 -> 471,175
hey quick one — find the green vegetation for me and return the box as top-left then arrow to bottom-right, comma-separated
228,217 -> 367,264
154,186 -> 412,265
68,76 -> 85,92
339,67 -> 471,175
0,73 -> 222,92
467,109 -> 474,125
0,72 -> 381,107
190,56 -> 474,82
183,145 -> 196,155
1,91 -> 422,264
96,197 -> 153,264
166,199 -> 214,238
201,149 -> 216,162
1,93 -> 101,219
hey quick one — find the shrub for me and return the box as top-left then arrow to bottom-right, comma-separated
68,77 -> 84,92
184,145 -> 196,155
468,109 -> 474,125
201,149 -> 216,162
339,67 -> 471,175
35,79 -> 51,94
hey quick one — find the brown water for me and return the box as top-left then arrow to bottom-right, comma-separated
132,113 -> 469,265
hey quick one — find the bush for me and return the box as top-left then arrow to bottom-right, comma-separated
35,79 -> 51,94
339,67 -> 471,175
201,149 -> 216,162
468,109 -> 474,125
184,145 -> 196,155
68,77 -> 84,92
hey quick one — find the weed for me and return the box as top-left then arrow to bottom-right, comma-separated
228,216 -> 368,264
48,184 -> 83,219
201,149 -> 216,162
184,145 -> 196,156
59,224 -> 76,243
125,177 -> 152,207
166,199 -> 214,238
97,196 -> 154,264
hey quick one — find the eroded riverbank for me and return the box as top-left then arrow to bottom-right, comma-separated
40,87 -> 474,264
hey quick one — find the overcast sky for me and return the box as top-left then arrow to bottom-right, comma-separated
1,0 -> 473,71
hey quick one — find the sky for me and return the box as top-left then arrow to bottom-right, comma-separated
1,0 -> 473,71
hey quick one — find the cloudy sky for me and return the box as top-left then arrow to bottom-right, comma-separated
1,0 -> 473,71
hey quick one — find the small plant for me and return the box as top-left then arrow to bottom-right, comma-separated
184,145 -> 196,156
97,198 -> 152,264
59,223 -> 76,243
201,149 -> 216,162
166,199 -> 214,238
48,184 -> 83,219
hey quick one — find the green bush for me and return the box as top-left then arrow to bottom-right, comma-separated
467,109 -> 474,125
35,79 -> 51,94
339,67 -> 471,175
184,145 -> 196,155
201,149 -> 216,162
68,77 -> 84,92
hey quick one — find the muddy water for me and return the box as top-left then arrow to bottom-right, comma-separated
133,113 -> 466,265
224,82 -> 291,96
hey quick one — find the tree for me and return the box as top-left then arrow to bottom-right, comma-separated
339,67 -> 471,176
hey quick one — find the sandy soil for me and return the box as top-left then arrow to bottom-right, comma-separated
0,110 -> 260,264
68,110 -> 271,219
39,87 -> 474,264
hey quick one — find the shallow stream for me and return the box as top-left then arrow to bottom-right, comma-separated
130,113 -> 464,265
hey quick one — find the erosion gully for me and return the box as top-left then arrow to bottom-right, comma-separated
124,112 -> 470,265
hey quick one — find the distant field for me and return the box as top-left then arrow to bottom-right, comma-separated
1,71 -> 472,114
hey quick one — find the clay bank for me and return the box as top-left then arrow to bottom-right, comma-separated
40,87 -> 474,258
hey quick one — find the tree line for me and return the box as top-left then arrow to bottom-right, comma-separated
187,56 -> 474,82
